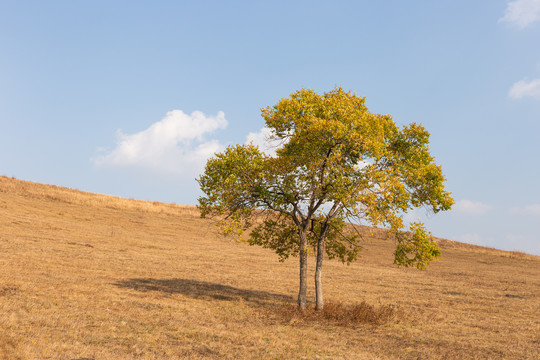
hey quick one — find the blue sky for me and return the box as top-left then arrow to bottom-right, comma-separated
1,1 -> 539,254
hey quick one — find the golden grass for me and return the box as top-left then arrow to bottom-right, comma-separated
1,176 -> 539,359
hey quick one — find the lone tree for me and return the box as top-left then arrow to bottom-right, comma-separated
197,87 -> 453,310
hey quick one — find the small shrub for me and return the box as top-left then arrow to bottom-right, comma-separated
267,300 -> 400,327
322,301 -> 397,325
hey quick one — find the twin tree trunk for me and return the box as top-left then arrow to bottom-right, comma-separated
297,223 -> 328,311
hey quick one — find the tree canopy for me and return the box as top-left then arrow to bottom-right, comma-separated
197,87 -> 453,310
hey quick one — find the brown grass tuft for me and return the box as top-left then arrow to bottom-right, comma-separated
322,301 -> 398,325
267,301 -> 400,327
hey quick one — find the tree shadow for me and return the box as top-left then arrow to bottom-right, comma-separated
113,278 -> 293,306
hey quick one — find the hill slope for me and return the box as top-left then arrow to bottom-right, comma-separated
0,176 -> 539,359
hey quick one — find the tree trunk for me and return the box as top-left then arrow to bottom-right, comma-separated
297,227 -> 308,311
315,233 -> 325,311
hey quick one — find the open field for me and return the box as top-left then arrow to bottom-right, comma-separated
0,176 -> 539,359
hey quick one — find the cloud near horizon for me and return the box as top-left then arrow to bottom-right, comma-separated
499,0 -> 540,29
509,78 -> 540,99
509,204 -> 540,215
93,110 -> 228,177
453,200 -> 493,215
457,233 -> 483,245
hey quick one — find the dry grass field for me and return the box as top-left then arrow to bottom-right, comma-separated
0,176 -> 539,359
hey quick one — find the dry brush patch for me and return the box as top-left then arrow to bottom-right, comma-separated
263,300 -> 401,327
1,176 -> 539,359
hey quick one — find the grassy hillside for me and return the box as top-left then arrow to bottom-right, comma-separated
0,176 -> 538,359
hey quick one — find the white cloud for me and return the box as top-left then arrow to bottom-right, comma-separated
509,78 -> 540,99
509,204 -> 540,215
505,233 -> 528,243
505,234 -> 540,254
499,0 -> 540,29
93,110 -> 227,176
245,126 -> 285,156
456,233 -> 539,254
457,233 -> 483,245
453,200 -> 493,215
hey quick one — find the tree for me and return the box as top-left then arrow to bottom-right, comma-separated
197,87 -> 453,311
